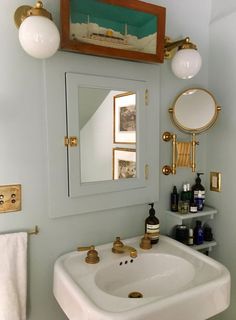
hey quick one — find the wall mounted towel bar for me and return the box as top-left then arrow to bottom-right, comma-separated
1,225 -> 39,236
28,225 -> 39,235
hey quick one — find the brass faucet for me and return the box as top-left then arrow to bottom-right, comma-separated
112,237 -> 137,258
77,245 -> 100,264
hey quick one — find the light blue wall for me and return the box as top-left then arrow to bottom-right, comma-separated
1,1 -> 212,319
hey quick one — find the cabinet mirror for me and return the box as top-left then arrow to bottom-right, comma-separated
77,87 -> 136,183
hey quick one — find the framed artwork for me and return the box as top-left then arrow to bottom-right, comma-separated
113,148 -> 136,180
60,0 -> 166,63
114,91 -> 136,144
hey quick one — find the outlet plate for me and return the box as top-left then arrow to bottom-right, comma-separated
0,184 -> 21,213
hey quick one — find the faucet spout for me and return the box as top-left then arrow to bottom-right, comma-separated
112,237 -> 137,258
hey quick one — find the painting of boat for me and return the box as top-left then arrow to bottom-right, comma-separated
60,0 -> 166,63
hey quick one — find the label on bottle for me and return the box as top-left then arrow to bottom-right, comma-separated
189,204 -> 197,213
146,224 -> 160,240
194,190 -> 205,201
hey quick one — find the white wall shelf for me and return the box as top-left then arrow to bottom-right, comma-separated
192,240 -> 217,252
165,205 -> 218,253
165,205 -> 217,221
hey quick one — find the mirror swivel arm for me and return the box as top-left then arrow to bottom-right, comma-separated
162,131 -> 199,175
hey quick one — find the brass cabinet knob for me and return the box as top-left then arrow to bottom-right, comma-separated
77,245 -> 100,264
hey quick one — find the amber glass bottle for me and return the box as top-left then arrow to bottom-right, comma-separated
145,203 -> 160,244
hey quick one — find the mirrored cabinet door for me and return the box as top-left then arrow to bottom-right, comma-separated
65,73 -> 147,197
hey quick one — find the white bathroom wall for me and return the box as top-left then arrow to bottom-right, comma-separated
207,8 -> 236,320
0,1 -> 211,319
211,0 -> 236,22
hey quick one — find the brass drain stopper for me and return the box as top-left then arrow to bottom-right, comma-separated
128,291 -> 143,298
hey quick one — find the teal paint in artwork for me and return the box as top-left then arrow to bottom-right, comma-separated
70,0 -> 157,38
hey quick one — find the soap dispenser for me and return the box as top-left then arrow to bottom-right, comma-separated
145,203 -> 160,244
192,173 -> 205,210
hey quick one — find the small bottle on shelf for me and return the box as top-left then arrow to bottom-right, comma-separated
188,228 -> 194,246
170,186 -> 179,212
193,220 -> 204,245
192,173 -> 205,210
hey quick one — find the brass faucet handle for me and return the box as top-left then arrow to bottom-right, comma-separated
77,245 -> 100,264
112,236 -> 124,253
77,245 -> 95,251
140,234 -> 152,250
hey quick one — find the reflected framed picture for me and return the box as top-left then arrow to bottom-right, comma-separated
113,148 -> 136,180
60,0 -> 166,63
114,92 -> 136,144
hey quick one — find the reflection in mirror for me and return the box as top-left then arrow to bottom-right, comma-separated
170,88 -> 220,134
79,89 -> 136,183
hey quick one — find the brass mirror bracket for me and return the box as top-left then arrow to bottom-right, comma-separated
162,131 -> 199,175
162,132 -> 176,175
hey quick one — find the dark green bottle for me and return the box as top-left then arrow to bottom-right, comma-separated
170,186 -> 179,212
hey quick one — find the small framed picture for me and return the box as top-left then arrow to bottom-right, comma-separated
113,148 -> 136,180
114,92 -> 136,144
210,172 -> 222,192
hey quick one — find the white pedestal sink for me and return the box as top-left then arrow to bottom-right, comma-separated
53,235 -> 230,320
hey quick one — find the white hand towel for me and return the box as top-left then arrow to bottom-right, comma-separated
0,232 -> 27,320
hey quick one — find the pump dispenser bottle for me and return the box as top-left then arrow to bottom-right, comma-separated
145,203 -> 160,244
192,173 -> 205,210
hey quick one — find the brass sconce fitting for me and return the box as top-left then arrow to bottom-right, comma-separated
14,1 -> 53,28
162,131 -> 199,175
164,37 -> 198,59
77,245 -> 100,264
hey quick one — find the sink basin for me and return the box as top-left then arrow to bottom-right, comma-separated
54,235 -> 230,320
95,253 -> 195,298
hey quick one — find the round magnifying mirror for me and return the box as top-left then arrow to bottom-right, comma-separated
169,88 -> 220,134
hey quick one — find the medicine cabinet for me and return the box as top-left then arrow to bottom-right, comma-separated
44,54 -> 159,218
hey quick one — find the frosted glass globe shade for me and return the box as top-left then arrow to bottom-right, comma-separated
19,16 -> 60,59
171,49 -> 202,79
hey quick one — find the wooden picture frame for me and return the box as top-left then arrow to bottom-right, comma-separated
113,148 -> 136,180
60,0 -> 166,63
113,91 -> 136,144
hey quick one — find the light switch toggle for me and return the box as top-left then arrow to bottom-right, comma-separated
0,184 -> 21,213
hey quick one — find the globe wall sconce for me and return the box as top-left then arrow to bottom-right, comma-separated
164,37 -> 202,79
14,1 -> 60,59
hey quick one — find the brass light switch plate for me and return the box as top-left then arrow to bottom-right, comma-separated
0,184 -> 21,213
210,172 -> 222,192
